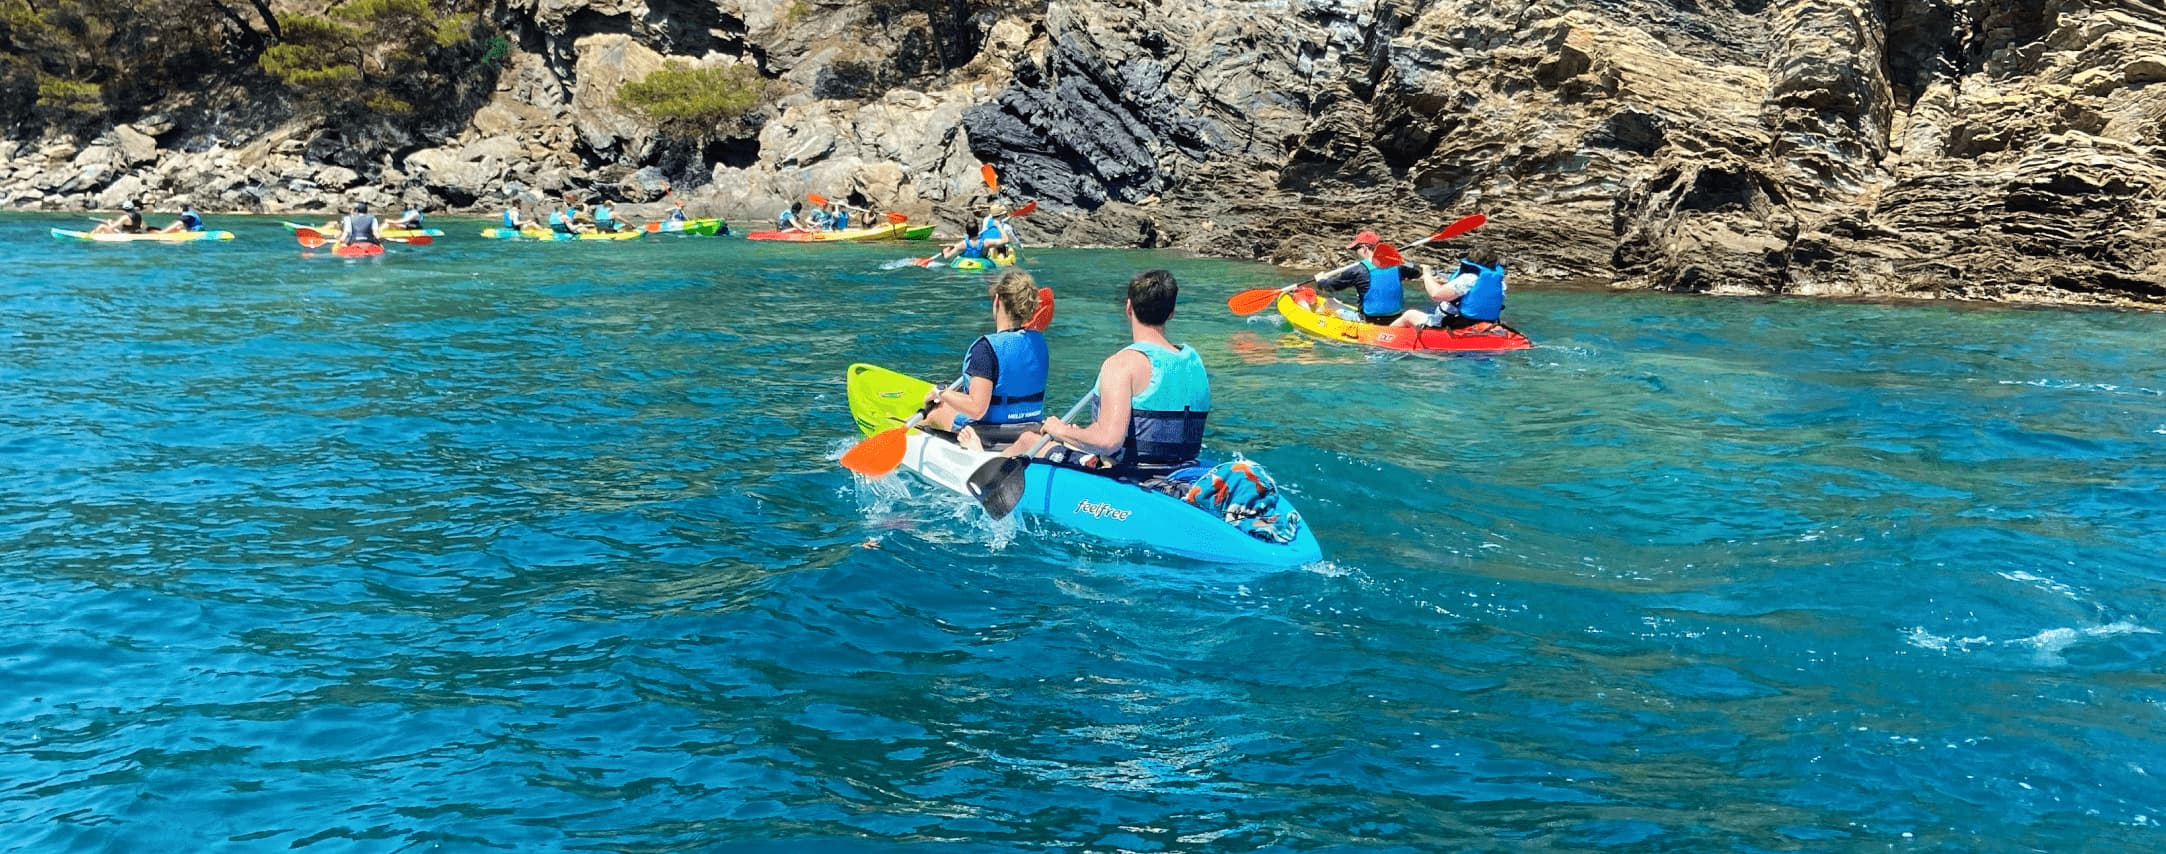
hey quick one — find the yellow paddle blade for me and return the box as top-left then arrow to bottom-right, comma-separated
839,426 -> 911,476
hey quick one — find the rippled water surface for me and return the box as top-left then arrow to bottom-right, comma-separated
5,214 -> 2163,850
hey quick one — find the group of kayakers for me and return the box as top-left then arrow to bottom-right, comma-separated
910,225 -> 1504,484
499,196 -> 652,235
1317,229 -> 1507,331
922,267 -> 1210,483
930,200 -> 1021,266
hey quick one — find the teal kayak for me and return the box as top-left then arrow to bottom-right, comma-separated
845,363 -> 1323,566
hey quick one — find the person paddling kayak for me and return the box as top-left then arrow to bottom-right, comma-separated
1316,230 -> 1422,324
93,200 -> 147,234
393,205 -> 425,230
338,201 -> 382,247
501,204 -> 527,230
1390,244 -> 1508,330
938,230 -> 1011,264
1010,269 -> 1209,480
158,203 -> 204,233
776,201 -> 816,233
592,199 -> 624,233
665,197 -> 688,224
922,270 -> 1050,452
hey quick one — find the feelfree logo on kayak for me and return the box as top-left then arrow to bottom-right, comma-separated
1074,500 -> 1131,521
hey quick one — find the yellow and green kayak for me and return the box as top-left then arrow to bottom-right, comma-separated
642,218 -> 726,236
51,228 -> 234,242
1275,287 -> 1532,353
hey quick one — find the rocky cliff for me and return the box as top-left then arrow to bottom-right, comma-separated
6,0 -> 2163,306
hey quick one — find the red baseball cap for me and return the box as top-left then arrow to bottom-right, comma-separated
1346,230 -> 1381,248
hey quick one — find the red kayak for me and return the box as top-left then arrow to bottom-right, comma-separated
1277,288 -> 1532,352
332,243 -> 384,257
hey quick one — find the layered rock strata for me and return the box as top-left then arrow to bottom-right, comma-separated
4,0 -> 2160,305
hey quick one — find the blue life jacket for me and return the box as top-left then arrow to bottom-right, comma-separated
502,209 -> 519,227
178,211 -> 202,231
595,205 -> 614,224
776,208 -> 792,228
834,210 -> 849,230
401,209 -> 422,227
961,236 -> 985,259
1361,260 -> 1404,318
667,208 -> 686,222
1454,260 -> 1506,322
809,210 -> 832,229
1095,341 -> 1211,471
967,329 -> 1048,425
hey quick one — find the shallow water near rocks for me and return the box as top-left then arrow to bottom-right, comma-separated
5,214 -> 2164,850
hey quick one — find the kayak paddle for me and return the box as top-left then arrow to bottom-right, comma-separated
980,164 -> 999,194
840,376 -> 962,477
838,287 -> 1057,478
294,227 -> 329,249
1225,213 -> 1489,316
967,391 -> 1097,521
1011,200 -> 1038,217
387,235 -> 432,246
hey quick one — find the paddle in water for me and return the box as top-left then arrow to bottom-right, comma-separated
838,287 -> 1057,477
1225,213 -> 1488,316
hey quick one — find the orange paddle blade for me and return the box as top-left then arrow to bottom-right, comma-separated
643,221 -> 661,232
808,193 -> 829,206
1011,200 -> 1038,217
980,164 -> 999,193
1227,286 -> 1288,316
886,212 -> 909,224
1371,243 -> 1403,267
393,235 -> 432,246
1431,213 -> 1487,243
294,227 -> 328,249
839,426 -> 911,476
1026,287 -> 1055,331
913,256 -> 935,267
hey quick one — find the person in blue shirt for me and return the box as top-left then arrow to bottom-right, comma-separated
393,205 -> 424,229
978,201 -> 1013,245
666,198 -> 688,223
158,203 -> 204,233
1390,245 -> 1507,330
922,270 -> 1049,452
937,229 -> 1011,263
1012,269 -> 1210,479
502,204 -> 527,230
1316,230 -> 1422,325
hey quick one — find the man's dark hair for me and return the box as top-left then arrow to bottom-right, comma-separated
1469,244 -> 1499,266
1128,269 -> 1178,326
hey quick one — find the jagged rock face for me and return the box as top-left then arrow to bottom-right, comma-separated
959,0 -> 2165,304
4,0 -> 2159,305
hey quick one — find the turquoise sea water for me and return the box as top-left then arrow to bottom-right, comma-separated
4,214 -> 2163,850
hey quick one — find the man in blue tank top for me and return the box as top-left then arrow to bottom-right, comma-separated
1017,269 -> 1210,477
1317,231 -> 1413,324
923,270 -> 1049,451
1390,245 -> 1508,330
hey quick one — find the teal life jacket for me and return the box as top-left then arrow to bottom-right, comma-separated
961,236 -> 986,259
178,210 -> 202,231
1094,341 -> 1211,472
502,209 -> 519,227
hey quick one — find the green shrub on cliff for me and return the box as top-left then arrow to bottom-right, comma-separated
616,62 -> 766,139
258,0 -> 481,114
0,0 -> 274,131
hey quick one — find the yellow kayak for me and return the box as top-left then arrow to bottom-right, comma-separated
51,228 -> 234,242
745,223 -> 936,242
1275,287 -> 1532,353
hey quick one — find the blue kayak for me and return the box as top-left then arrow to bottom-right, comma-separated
845,363 -> 1323,566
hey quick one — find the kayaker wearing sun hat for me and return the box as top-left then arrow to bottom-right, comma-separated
93,200 -> 146,234
922,269 -> 1049,451
1316,230 -> 1424,325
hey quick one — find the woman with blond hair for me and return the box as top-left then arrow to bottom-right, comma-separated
922,269 -> 1049,451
